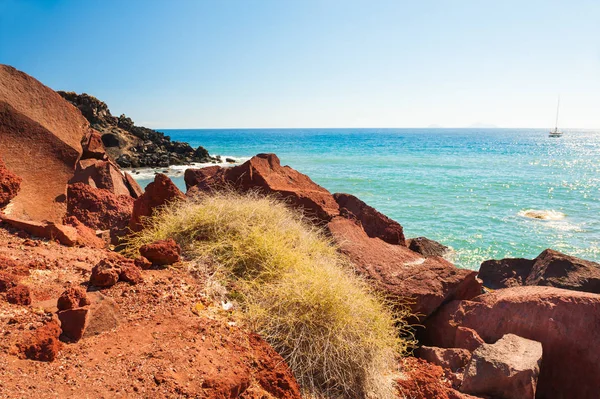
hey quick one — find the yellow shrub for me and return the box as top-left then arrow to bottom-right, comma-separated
126,191 -> 413,399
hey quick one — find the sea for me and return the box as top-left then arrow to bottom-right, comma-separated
130,128 -> 600,270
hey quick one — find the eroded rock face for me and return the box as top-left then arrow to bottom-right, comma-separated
129,174 -> 185,231
461,334 -> 542,399
408,236 -> 449,258
0,65 -> 88,222
479,249 -> 600,293
327,216 -> 482,321
0,156 -> 21,209
66,183 -> 134,231
423,286 -> 600,399
334,193 -> 406,245
139,239 -> 181,266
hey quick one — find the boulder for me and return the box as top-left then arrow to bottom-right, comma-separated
478,257 -> 533,289
460,334 -> 542,399
455,327 -> 485,352
327,216 -> 482,320
69,159 -> 134,198
21,321 -> 62,362
408,236 -> 449,258
0,65 -> 87,222
66,183 -> 134,231
139,238 -> 181,266
89,259 -> 121,287
81,129 -> 108,160
6,283 -> 31,305
57,286 -> 90,311
0,156 -> 21,209
418,346 -> 471,372
123,172 -> 143,198
0,214 -> 86,247
423,286 -> 600,399
333,192 -> 405,245
58,307 -> 89,342
62,216 -> 106,249
82,293 -> 119,338
186,154 -> 340,221
129,173 -> 185,231
478,249 -> 600,293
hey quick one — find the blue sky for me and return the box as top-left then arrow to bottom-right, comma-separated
1,0 -> 599,128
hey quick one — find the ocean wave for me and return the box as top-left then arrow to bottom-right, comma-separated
518,209 -> 566,220
124,155 -> 250,180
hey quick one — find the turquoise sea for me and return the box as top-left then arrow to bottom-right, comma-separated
133,128 -> 600,270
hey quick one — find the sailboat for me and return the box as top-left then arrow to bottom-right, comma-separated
549,96 -> 563,137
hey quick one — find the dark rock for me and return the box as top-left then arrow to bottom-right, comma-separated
478,257 -> 533,289
408,237 -> 449,258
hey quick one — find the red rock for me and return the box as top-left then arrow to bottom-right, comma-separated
139,238 -> 181,266
417,346 -> 471,372
0,156 -> 21,209
57,286 -> 90,311
90,259 -> 121,287
478,257 -> 533,289
397,357 -> 455,399
184,165 -> 226,192
0,65 -> 87,222
134,256 -> 152,270
408,236 -> 450,258
226,154 -> 339,220
479,249 -> 600,293
69,159 -> 133,198
187,154 -> 340,221
82,293 -> 119,338
81,129 -> 108,160
423,286 -> 600,399
66,183 -> 134,230
6,284 -> 31,305
333,192 -> 405,245
58,307 -> 89,342
129,174 -> 185,231
0,214 -> 96,247
123,172 -> 143,198
119,264 -> 143,284
62,216 -> 106,249
460,334 -> 542,399
22,321 -> 62,362
455,327 -> 485,352
0,271 -> 18,292
327,216 -> 482,320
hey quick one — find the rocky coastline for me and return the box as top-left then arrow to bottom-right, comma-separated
1,64 -> 599,398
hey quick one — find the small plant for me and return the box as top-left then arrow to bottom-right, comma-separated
126,191 -> 414,399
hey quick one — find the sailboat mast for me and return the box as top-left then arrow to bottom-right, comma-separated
555,96 -> 560,130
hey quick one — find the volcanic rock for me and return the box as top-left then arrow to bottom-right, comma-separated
334,192 -> 405,245
22,321 -> 62,362
139,239 -> 181,266
6,284 -> 31,305
90,259 -> 121,287
57,286 -> 90,311
119,264 -> 143,284
81,129 -> 108,160
479,249 -> 600,293
129,174 -> 185,231
58,307 -> 89,342
0,156 -> 21,209
327,216 -> 481,320
408,236 -> 449,258
66,183 -> 134,231
423,286 -> 600,399
70,159 -> 134,197
0,65 -> 87,222
460,334 -> 542,399
418,346 -> 471,372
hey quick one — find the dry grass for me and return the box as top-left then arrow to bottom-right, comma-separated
126,191 -> 414,399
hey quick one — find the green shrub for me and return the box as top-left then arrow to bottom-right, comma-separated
126,191 -> 413,398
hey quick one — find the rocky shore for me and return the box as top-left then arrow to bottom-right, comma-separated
57,91 -> 220,168
1,64 -> 599,399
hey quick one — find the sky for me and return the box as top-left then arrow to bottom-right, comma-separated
1,0 -> 599,129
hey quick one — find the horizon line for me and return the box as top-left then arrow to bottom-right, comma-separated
153,126 -> 600,131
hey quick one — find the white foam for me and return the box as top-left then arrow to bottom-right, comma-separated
518,209 -> 566,221
124,155 -> 250,180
